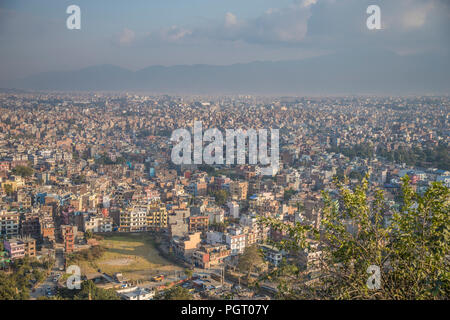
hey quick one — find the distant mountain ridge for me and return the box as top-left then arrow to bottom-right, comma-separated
10,50 -> 450,95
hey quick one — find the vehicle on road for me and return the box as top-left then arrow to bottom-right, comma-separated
152,275 -> 165,282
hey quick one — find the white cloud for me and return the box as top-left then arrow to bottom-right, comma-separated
118,28 -> 135,45
203,2 -> 314,45
225,12 -> 238,27
117,0 -> 449,55
400,2 -> 435,30
301,0 -> 318,8
159,25 -> 192,42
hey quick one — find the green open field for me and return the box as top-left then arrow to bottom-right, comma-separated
76,233 -> 182,281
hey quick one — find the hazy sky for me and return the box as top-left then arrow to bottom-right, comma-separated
0,0 -> 449,82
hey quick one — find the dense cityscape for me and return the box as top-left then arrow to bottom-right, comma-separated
0,92 -> 448,300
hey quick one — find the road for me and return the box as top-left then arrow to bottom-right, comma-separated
30,248 -> 65,300
29,272 -> 62,299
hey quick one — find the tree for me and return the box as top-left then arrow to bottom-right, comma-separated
71,174 -> 87,185
39,256 -> 55,272
3,184 -> 13,196
33,269 -> 46,284
348,170 -> 364,181
0,257 -> 36,299
238,245 -> 264,280
162,286 -> 192,300
12,165 -> 33,177
77,280 -> 119,300
284,188 -> 296,202
85,230 -> 93,240
214,190 -> 229,206
184,268 -> 193,279
262,176 -> 449,300
57,280 -> 119,300
0,273 -> 22,299
199,164 -> 215,175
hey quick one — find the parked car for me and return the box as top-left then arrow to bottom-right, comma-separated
152,275 -> 165,282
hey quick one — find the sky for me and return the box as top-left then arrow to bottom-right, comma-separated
0,0 -> 449,82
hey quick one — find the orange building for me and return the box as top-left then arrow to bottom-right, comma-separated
189,216 -> 209,233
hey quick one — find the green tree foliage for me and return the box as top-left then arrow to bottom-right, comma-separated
328,143 -> 375,160
71,174 -> 87,185
0,257 -> 51,300
214,190 -> 229,206
94,153 -> 125,166
33,269 -> 46,284
238,245 -> 265,280
262,176 -> 449,299
42,257 -> 55,271
329,143 -> 449,170
67,245 -> 105,264
0,273 -> 24,299
199,164 -> 216,175
161,286 -> 192,300
57,280 -> 119,300
4,184 -> 14,196
348,170 -> 364,181
284,188 -> 296,202
11,165 -> 33,177
85,230 -> 93,240
184,268 -> 193,279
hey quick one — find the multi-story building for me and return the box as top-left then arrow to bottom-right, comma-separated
225,229 -> 246,255
230,181 -> 248,201
186,181 -> 207,197
23,237 -> 36,258
0,211 -> 20,238
192,244 -> 231,269
84,214 -> 113,233
147,201 -> 167,230
206,231 -> 224,245
189,215 -> 209,233
3,237 -> 36,260
120,205 -> 148,232
0,161 -> 11,172
61,225 -> 76,253
168,209 -> 190,238
227,201 -> 239,219
117,287 -> 155,300
172,232 -> 202,261
260,244 -> 283,267
245,230 -> 258,247
40,220 -> 55,243
21,210 -> 41,238
3,239 -> 25,260
17,191 -> 32,209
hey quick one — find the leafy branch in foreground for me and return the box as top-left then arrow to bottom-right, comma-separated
260,176 -> 449,300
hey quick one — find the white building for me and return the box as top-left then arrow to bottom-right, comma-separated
84,215 -> 113,233
225,228 -> 246,255
260,244 -> 283,267
117,287 -> 155,300
206,231 -> 224,245
207,209 -> 224,224
227,201 -> 239,219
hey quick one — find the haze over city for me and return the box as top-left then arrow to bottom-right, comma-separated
0,0 -> 449,94
0,0 -> 448,307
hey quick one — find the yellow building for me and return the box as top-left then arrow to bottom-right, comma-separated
147,200 -> 168,230
230,181 -> 248,201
